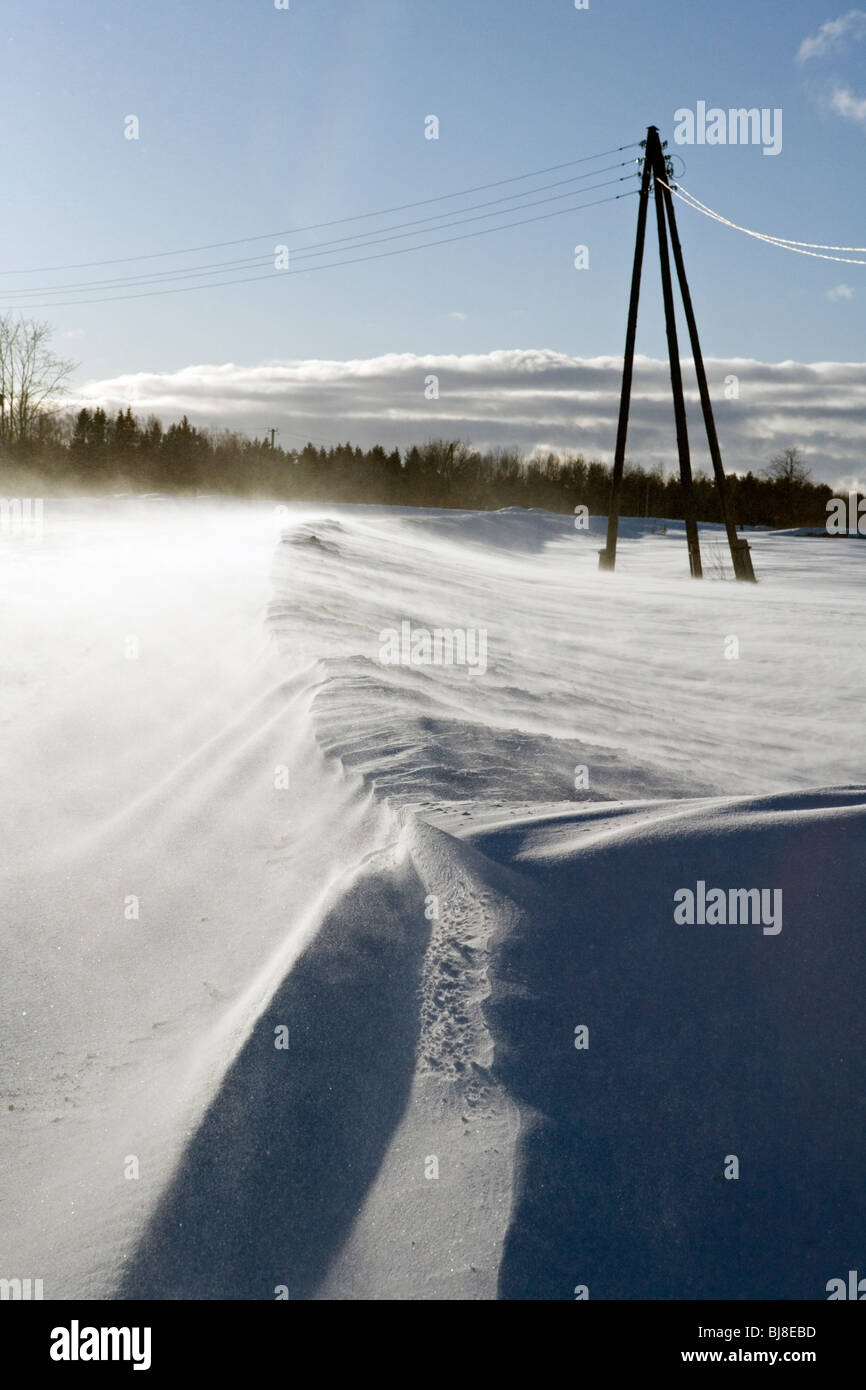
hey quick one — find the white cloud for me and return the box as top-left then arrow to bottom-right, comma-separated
827,283 -> 855,300
448,311 -> 467,321
74,349 -> 866,488
830,82 -> 866,123
798,9 -> 866,63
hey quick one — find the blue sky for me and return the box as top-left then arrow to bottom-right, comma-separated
1,1 -> 864,481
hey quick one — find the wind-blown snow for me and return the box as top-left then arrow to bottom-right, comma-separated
1,498 -> 863,1299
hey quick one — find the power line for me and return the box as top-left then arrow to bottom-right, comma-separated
0,142 -> 640,277
667,181 -> 866,252
4,188 -> 637,310
0,163 -> 636,299
660,180 -> 866,266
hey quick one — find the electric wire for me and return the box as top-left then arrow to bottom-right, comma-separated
3,188 -> 638,309
658,180 -> 866,266
0,163 -> 636,299
0,142 -> 640,277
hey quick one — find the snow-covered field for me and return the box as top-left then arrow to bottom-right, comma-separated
1,497 -> 864,1300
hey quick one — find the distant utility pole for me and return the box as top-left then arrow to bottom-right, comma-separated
599,125 -> 756,581
269,428 -> 279,449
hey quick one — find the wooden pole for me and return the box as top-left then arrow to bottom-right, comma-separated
599,140 -> 652,571
647,127 -> 702,578
657,171 -> 756,581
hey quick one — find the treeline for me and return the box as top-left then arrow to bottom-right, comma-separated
4,404 -> 836,528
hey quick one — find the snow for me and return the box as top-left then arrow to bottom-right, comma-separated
1,497 -> 863,1300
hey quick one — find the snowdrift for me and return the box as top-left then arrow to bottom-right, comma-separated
1,499 -> 864,1300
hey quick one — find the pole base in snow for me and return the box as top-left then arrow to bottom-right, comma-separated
732,538 -> 757,582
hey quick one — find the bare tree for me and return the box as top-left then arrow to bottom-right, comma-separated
764,446 -> 811,486
0,314 -> 76,448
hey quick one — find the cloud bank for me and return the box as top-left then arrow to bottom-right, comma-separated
75,349 -> 866,489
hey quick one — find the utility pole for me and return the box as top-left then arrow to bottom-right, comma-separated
655,153 -> 756,580
269,427 -> 278,449
651,126 -> 702,578
598,145 -> 652,572
600,125 -> 755,581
